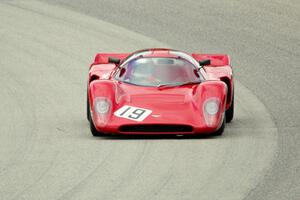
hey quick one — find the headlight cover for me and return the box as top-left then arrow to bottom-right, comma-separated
94,98 -> 111,114
204,99 -> 220,115
93,97 -> 112,126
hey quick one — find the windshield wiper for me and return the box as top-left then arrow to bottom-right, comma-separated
157,81 -> 201,90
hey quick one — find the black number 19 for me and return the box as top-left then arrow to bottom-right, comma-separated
128,109 -> 146,119
119,106 -> 131,116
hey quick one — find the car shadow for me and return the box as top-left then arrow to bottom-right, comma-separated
96,133 -> 218,140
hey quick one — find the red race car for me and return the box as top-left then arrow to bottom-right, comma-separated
87,48 -> 234,136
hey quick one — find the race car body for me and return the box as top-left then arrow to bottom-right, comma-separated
87,49 -> 234,136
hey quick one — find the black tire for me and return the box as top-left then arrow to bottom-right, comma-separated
87,92 -> 90,122
213,114 -> 226,136
89,117 -> 103,137
226,93 -> 234,123
87,93 -> 105,137
89,112 -> 105,137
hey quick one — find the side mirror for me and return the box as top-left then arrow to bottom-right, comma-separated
108,57 -> 121,65
199,59 -> 211,66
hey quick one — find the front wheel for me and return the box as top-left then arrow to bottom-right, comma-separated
212,114 -> 226,136
87,92 -> 90,121
89,118 -> 104,137
226,93 -> 234,123
87,95 -> 105,137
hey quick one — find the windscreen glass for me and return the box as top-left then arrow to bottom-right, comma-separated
116,57 -> 200,86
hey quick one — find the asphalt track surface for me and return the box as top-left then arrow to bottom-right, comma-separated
0,0 -> 299,200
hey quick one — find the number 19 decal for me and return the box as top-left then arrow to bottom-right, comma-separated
114,105 -> 152,122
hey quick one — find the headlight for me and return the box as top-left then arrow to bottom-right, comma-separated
94,98 -> 110,114
204,99 -> 219,115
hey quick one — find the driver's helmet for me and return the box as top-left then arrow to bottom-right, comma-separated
152,58 -> 184,83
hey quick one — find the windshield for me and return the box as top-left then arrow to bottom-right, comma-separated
115,57 -> 201,87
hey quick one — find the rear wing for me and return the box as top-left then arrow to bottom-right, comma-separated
92,53 -> 130,66
91,53 -> 230,67
192,54 -> 230,66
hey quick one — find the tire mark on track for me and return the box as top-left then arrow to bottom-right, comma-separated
143,147 -> 179,200
10,152 -> 60,200
56,142 -> 118,200
104,141 -> 150,200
